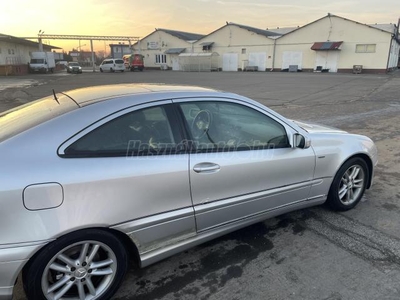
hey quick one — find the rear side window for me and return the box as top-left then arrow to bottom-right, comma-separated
0,96 -> 77,143
64,105 -> 180,157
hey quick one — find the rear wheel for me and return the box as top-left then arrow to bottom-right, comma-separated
110,68 -> 114,73
100,68 -> 103,73
327,157 -> 368,211
23,229 -> 128,300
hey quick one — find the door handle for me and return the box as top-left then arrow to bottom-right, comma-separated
193,162 -> 220,173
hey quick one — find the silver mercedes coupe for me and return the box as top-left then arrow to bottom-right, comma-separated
0,84 -> 378,300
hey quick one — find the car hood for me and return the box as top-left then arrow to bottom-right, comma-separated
291,120 -> 347,134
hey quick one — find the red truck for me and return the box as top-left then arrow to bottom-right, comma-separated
123,54 -> 144,71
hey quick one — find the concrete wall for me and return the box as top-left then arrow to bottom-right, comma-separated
132,31 -> 193,69
193,25 -> 275,71
275,16 -> 394,72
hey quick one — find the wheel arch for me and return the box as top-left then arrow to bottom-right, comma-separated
352,153 -> 373,189
334,153 -> 373,190
21,227 -> 141,284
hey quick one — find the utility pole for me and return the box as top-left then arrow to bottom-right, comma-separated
90,39 -> 95,72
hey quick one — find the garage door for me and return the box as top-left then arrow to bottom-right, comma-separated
248,52 -> 267,72
315,51 -> 339,72
282,51 -> 303,70
223,53 -> 238,71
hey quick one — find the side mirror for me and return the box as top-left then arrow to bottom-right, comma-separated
293,133 -> 311,149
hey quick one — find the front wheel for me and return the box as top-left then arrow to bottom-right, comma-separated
100,68 -> 103,73
23,229 -> 128,300
327,157 -> 368,211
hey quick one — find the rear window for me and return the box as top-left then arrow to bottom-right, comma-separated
0,95 -> 78,143
115,59 -> 124,64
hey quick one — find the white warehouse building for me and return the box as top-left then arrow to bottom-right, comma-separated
0,34 -> 60,75
132,28 -> 204,70
133,13 -> 399,73
274,14 -> 400,73
190,23 -> 280,72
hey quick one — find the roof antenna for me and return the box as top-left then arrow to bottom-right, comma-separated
60,92 -> 81,107
52,89 -> 60,104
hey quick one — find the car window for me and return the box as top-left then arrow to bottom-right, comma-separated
179,101 -> 289,151
64,106 -> 178,157
115,59 -> 124,64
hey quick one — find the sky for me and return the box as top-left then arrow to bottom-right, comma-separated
1,0 -> 399,53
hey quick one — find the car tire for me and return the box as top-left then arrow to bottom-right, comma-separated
327,157 -> 369,211
139,68 -> 143,71
110,68 -> 114,72
100,68 -> 103,72
23,229 -> 128,300
121,70 -> 124,72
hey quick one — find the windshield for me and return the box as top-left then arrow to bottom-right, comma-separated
30,59 -> 44,64
69,63 -> 79,66
0,95 -> 78,143
115,59 -> 124,64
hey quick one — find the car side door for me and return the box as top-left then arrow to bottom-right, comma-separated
58,101 -> 195,255
175,98 -> 316,232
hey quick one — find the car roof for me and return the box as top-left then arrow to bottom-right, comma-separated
62,84 -> 225,107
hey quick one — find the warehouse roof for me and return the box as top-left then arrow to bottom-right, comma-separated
280,14 -> 399,38
228,23 -> 281,37
0,34 -> 61,50
156,29 -> 205,41
369,24 -> 397,34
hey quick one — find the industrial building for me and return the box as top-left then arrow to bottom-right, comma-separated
274,14 -> 400,73
132,14 -> 399,73
191,22 -> 280,72
109,43 -> 132,59
131,28 -> 204,70
0,34 -> 60,75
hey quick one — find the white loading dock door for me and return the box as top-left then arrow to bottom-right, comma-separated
315,51 -> 340,72
171,56 -> 180,71
223,53 -> 238,71
282,51 -> 303,70
248,52 -> 267,71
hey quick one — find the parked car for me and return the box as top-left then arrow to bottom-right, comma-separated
0,84 -> 377,300
99,58 -> 125,72
66,62 -> 83,74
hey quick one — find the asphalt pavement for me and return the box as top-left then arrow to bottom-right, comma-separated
2,69 -> 400,300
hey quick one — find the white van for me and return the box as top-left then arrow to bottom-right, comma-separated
99,59 -> 125,72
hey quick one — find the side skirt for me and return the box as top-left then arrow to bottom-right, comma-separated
139,196 -> 326,268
